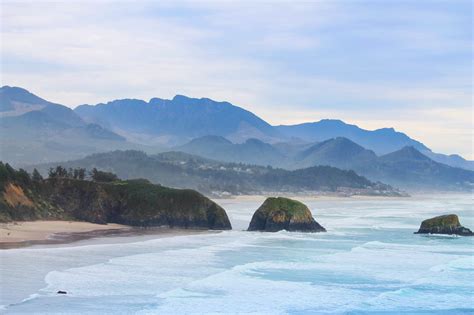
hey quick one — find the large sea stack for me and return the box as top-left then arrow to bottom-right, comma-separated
415,214 -> 472,236
248,197 -> 326,232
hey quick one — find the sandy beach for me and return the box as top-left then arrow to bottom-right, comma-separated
0,221 -> 218,249
0,221 -> 130,247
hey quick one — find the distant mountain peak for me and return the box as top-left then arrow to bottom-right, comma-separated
376,127 -> 396,132
318,119 -> 347,125
1,85 -> 30,93
172,94 -> 191,102
1,85 -> 51,111
382,146 -> 431,162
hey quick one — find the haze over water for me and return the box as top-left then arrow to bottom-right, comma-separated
1,194 -> 473,314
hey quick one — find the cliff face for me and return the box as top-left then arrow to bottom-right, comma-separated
1,170 -> 231,230
248,197 -> 326,232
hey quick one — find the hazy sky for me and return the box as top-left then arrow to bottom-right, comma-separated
1,0 -> 472,158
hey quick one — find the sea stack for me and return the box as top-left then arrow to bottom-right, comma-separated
415,214 -> 473,236
247,197 -> 326,232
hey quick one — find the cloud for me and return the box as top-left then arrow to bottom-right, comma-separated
0,0 -> 472,158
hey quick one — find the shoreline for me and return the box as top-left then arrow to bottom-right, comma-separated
0,221 -> 213,249
221,194 -> 410,201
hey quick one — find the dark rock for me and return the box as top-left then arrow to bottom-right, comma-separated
415,214 -> 473,236
248,197 -> 326,232
57,291 -> 67,294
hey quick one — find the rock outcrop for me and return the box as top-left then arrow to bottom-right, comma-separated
0,163 -> 231,230
415,214 -> 473,236
247,197 -> 326,232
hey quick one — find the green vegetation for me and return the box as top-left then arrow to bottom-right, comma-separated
247,197 -> 326,232
31,150 -> 402,196
257,197 -> 309,217
416,214 -> 473,236
420,214 -> 460,230
0,162 -> 231,229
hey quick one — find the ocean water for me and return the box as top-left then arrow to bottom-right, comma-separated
1,194 -> 473,314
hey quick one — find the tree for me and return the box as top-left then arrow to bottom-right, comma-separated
91,168 -> 119,182
48,166 -> 68,178
5,163 -> 15,178
48,167 -> 56,178
32,169 -> 43,181
77,168 -> 86,180
17,168 -> 31,185
72,168 -> 86,180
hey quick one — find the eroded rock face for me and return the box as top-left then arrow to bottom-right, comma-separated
0,175 -> 232,230
415,214 -> 473,236
247,197 -> 326,232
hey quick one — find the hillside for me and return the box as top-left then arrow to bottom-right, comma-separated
295,137 -> 378,169
173,136 -> 473,190
275,119 -> 473,170
370,147 -> 474,189
0,162 -> 231,229
176,136 -> 288,167
0,86 -> 143,165
30,150 -> 402,197
75,95 -> 280,145
276,119 -> 429,155
293,140 -> 474,190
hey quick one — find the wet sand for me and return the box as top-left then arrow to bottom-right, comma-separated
0,221 -> 212,249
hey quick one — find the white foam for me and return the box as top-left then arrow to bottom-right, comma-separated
3,195 -> 473,314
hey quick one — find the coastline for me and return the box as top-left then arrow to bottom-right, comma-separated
224,194 -> 411,202
0,221 -> 213,249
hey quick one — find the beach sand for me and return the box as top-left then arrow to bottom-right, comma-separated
0,221 -> 130,248
0,221 -> 216,249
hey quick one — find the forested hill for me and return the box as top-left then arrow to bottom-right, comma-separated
0,162 -> 231,229
31,150 -> 404,197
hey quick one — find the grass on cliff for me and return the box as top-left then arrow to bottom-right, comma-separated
421,214 -> 460,228
261,197 -> 310,216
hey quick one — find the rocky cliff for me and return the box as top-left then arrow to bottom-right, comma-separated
0,163 -> 231,230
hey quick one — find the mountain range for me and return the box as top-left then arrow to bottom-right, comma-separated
1,85 -> 473,191
74,95 -> 280,145
72,92 -> 471,170
0,86 -> 144,165
177,136 -> 474,190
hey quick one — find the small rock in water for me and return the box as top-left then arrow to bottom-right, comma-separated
57,290 -> 67,294
415,214 -> 473,236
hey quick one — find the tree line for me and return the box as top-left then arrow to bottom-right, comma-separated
0,162 -> 119,185
48,166 -> 119,182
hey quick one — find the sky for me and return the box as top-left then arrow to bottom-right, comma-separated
1,0 -> 472,159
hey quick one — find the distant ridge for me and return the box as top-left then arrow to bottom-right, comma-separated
177,135 -> 287,166
175,136 -> 474,190
295,137 -> 378,169
0,86 -> 137,165
1,86 -> 472,172
75,95 -> 280,145
275,119 -> 429,155
30,150 -> 402,197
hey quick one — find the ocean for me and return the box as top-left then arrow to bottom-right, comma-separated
1,194 -> 473,314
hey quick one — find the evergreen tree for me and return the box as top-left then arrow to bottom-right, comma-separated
32,169 -> 43,181
77,168 -> 86,180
